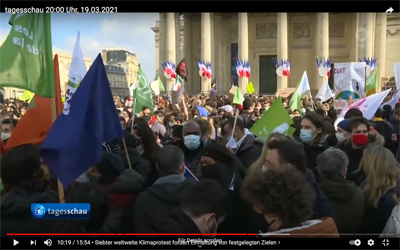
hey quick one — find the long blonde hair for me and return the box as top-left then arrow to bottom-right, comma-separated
359,145 -> 400,208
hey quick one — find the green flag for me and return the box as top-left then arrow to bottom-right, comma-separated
0,14 -> 55,98
233,87 -> 245,105
251,98 -> 295,139
366,68 -> 378,96
134,65 -> 153,114
158,76 -> 165,92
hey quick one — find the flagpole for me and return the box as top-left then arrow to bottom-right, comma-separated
52,55 -> 65,203
50,98 -> 65,203
231,108 -> 240,139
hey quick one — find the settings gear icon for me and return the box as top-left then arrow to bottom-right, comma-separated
368,239 -> 374,246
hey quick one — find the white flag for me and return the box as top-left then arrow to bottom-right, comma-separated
338,89 -> 391,120
393,63 -> 400,90
315,82 -> 333,102
150,80 -> 160,95
381,89 -> 400,109
63,31 -> 87,115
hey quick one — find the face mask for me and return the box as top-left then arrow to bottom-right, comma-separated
319,134 -> 328,144
300,129 -> 314,143
136,144 -> 145,155
168,122 -> 175,127
335,133 -> 346,142
206,217 -> 218,237
352,134 -> 369,146
184,135 -> 201,150
1,132 -> 11,141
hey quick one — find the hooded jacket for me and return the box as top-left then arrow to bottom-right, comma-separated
101,169 -> 147,232
318,178 -> 365,234
134,175 -> 196,232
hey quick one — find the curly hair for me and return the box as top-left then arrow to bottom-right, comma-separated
241,165 -> 314,229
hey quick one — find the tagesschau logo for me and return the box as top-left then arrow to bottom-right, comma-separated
31,203 -> 91,220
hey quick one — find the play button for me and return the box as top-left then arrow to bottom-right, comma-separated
13,239 -> 19,246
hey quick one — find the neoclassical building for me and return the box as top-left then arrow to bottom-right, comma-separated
152,13 -> 400,95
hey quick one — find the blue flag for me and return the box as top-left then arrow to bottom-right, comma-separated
41,54 -> 124,188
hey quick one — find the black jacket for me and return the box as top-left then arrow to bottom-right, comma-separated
118,147 -> 152,184
1,189 -> 59,234
101,169 -> 147,232
133,175 -> 196,232
235,135 -> 263,169
139,208 -> 201,234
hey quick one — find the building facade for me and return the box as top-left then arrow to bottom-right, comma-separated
104,64 -> 130,98
101,48 -> 139,87
152,13 -> 400,95
3,49 -> 92,99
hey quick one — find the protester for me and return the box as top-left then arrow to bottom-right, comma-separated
134,145 -> 195,231
356,146 -> 400,234
57,183 -> 110,233
222,117 -> 262,169
117,133 -> 152,183
1,118 -> 18,145
316,148 -> 365,234
200,143 -> 248,233
1,144 -> 58,234
132,117 -> 161,184
89,153 -> 146,232
178,120 -> 204,176
265,139 -> 337,221
140,179 -> 230,234
299,113 -> 329,171
336,117 -> 384,182
242,165 -> 339,237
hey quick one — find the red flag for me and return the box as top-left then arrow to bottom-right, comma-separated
5,55 -> 62,151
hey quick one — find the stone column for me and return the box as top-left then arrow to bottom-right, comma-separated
201,13 -> 212,93
158,13 -> 167,85
238,13 -> 249,94
183,13 -> 193,92
375,13 -> 387,91
316,13 -> 329,90
277,13 -> 288,90
166,13 -> 176,93
359,13 -> 375,77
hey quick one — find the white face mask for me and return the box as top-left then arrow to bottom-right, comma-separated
168,122 -> 175,127
335,132 -> 346,142
1,132 -> 11,141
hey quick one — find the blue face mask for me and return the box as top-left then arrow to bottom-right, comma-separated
184,134 -> 201,150
300,129 -> 314,143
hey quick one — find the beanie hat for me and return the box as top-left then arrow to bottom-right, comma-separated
337,119 -> 350,132
96,153 -> 125,179
201,143 -> 233,164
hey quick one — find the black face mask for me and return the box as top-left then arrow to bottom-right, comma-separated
201,162 -> 233,189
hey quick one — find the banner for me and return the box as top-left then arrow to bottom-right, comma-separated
334,62 -> 366,111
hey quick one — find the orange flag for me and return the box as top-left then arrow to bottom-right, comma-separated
5,55 -> 62,151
